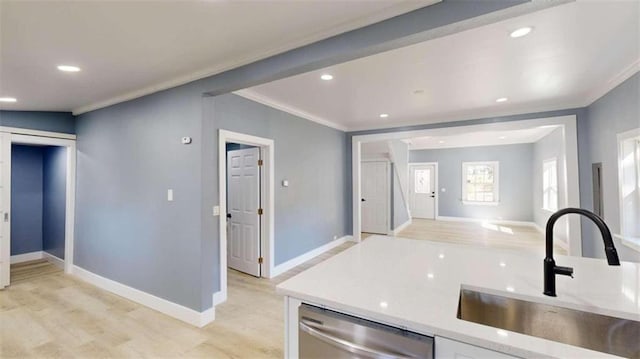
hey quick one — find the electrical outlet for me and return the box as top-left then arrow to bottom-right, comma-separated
167,189 -> 174,201
213,206 -> 220,216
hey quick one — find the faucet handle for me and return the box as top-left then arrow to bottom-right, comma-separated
554,265 -> 574,278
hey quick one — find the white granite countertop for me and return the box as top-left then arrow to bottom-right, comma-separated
276,236 -> 640,358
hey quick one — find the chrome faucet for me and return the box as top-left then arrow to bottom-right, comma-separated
544,208 -> 620,297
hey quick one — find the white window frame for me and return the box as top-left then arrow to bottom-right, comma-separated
616,128 -> 640,252
542,157 -> 559,212
462,161 -> 499,206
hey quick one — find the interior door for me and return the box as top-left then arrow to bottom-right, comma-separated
361,161 -> 389,234
0,133 -> 11,288
227,147 -> 261,277
409,164 -> 436,219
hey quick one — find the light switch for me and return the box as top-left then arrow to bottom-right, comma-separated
282,180 -> 289,187
213,206 -> 220,216
167,189 -> 173,201
441,188 -> 446,192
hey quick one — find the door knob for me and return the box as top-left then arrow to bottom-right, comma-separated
361,198 -> 366,202
226,213 -> 232,219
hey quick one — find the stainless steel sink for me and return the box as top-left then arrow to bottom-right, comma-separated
457,288 -> 640,358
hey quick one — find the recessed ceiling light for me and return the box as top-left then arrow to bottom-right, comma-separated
496,97 -> 508,103
499,136 -> 507,140
438,140 -> 445,144
57,65 -> 81,72
379,113 -> 389,118
0,97 -> 17,103
510,27 -> 532,38
320,74 -> 333,81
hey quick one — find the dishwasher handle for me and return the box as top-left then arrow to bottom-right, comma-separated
299,319 -> 414,359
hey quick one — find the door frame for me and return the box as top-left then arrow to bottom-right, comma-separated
408,162 -> 439,219
3,132 -> 76,280
216,129 -> 274,305
352,115 -> 582,256
360,159 -> 391,235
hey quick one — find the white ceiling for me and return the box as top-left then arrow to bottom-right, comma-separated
0,0 -> 435,113
405,126 -> 558,150
361,126 -> 558,153
241,0 -> 640,131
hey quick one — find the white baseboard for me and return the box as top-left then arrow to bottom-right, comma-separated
271,235 -> 352,278
555,238 -> 570,251
534,223 -> 571,250
42,252 -> 65,269
532,223 -> 544,234
436,216 -> 537,228
392,219 -> 412,235
10,251 -> 44,264
71,265 -> 215,327
212,290 -> 227,306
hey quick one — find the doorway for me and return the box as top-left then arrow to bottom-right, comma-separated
360,160 -> 389,235
216,130 -> 274,305
351,115 -> 582,255
409,163 -> 438,219
0,131 -> 76,288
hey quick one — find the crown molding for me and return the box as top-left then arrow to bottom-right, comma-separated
233,89 -> 347,132
71,1 -> 436,115
583,59 -> 640,107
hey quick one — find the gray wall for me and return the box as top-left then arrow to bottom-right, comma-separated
0,111 -> 75,134
43,146 -> 67,259
580,72 -> 640,262
410,143 -> 534,222
10,145 -> 43,255
388,140 -> 410,229
532,127 -> 569,244
75,84 -> 204,311
391,166 -> 410,229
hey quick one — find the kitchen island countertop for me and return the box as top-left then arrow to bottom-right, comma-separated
276,236 -> 640,358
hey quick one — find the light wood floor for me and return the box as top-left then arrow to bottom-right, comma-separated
1,243 -> 356,359
2,223 -> 562,358
397,218 -> 567,254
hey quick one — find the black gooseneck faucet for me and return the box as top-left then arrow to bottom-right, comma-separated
544,208 -> 620,297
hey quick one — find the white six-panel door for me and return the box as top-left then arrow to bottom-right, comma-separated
0,133 -> 11,288
409,164 -> 436,219
227,148 -> 261,277
361,161 -> 389,234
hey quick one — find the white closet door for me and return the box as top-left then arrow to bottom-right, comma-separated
361,161 -> 389,234
0,133 -> 11,288
227,147 -> 261,277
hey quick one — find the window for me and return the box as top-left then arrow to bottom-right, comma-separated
414,169 -> 431,194
617,128 -> 640,251
462,161 -> 499,205
542,158 -> 558,211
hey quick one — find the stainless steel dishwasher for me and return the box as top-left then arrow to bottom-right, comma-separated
299,304 -> 434,358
